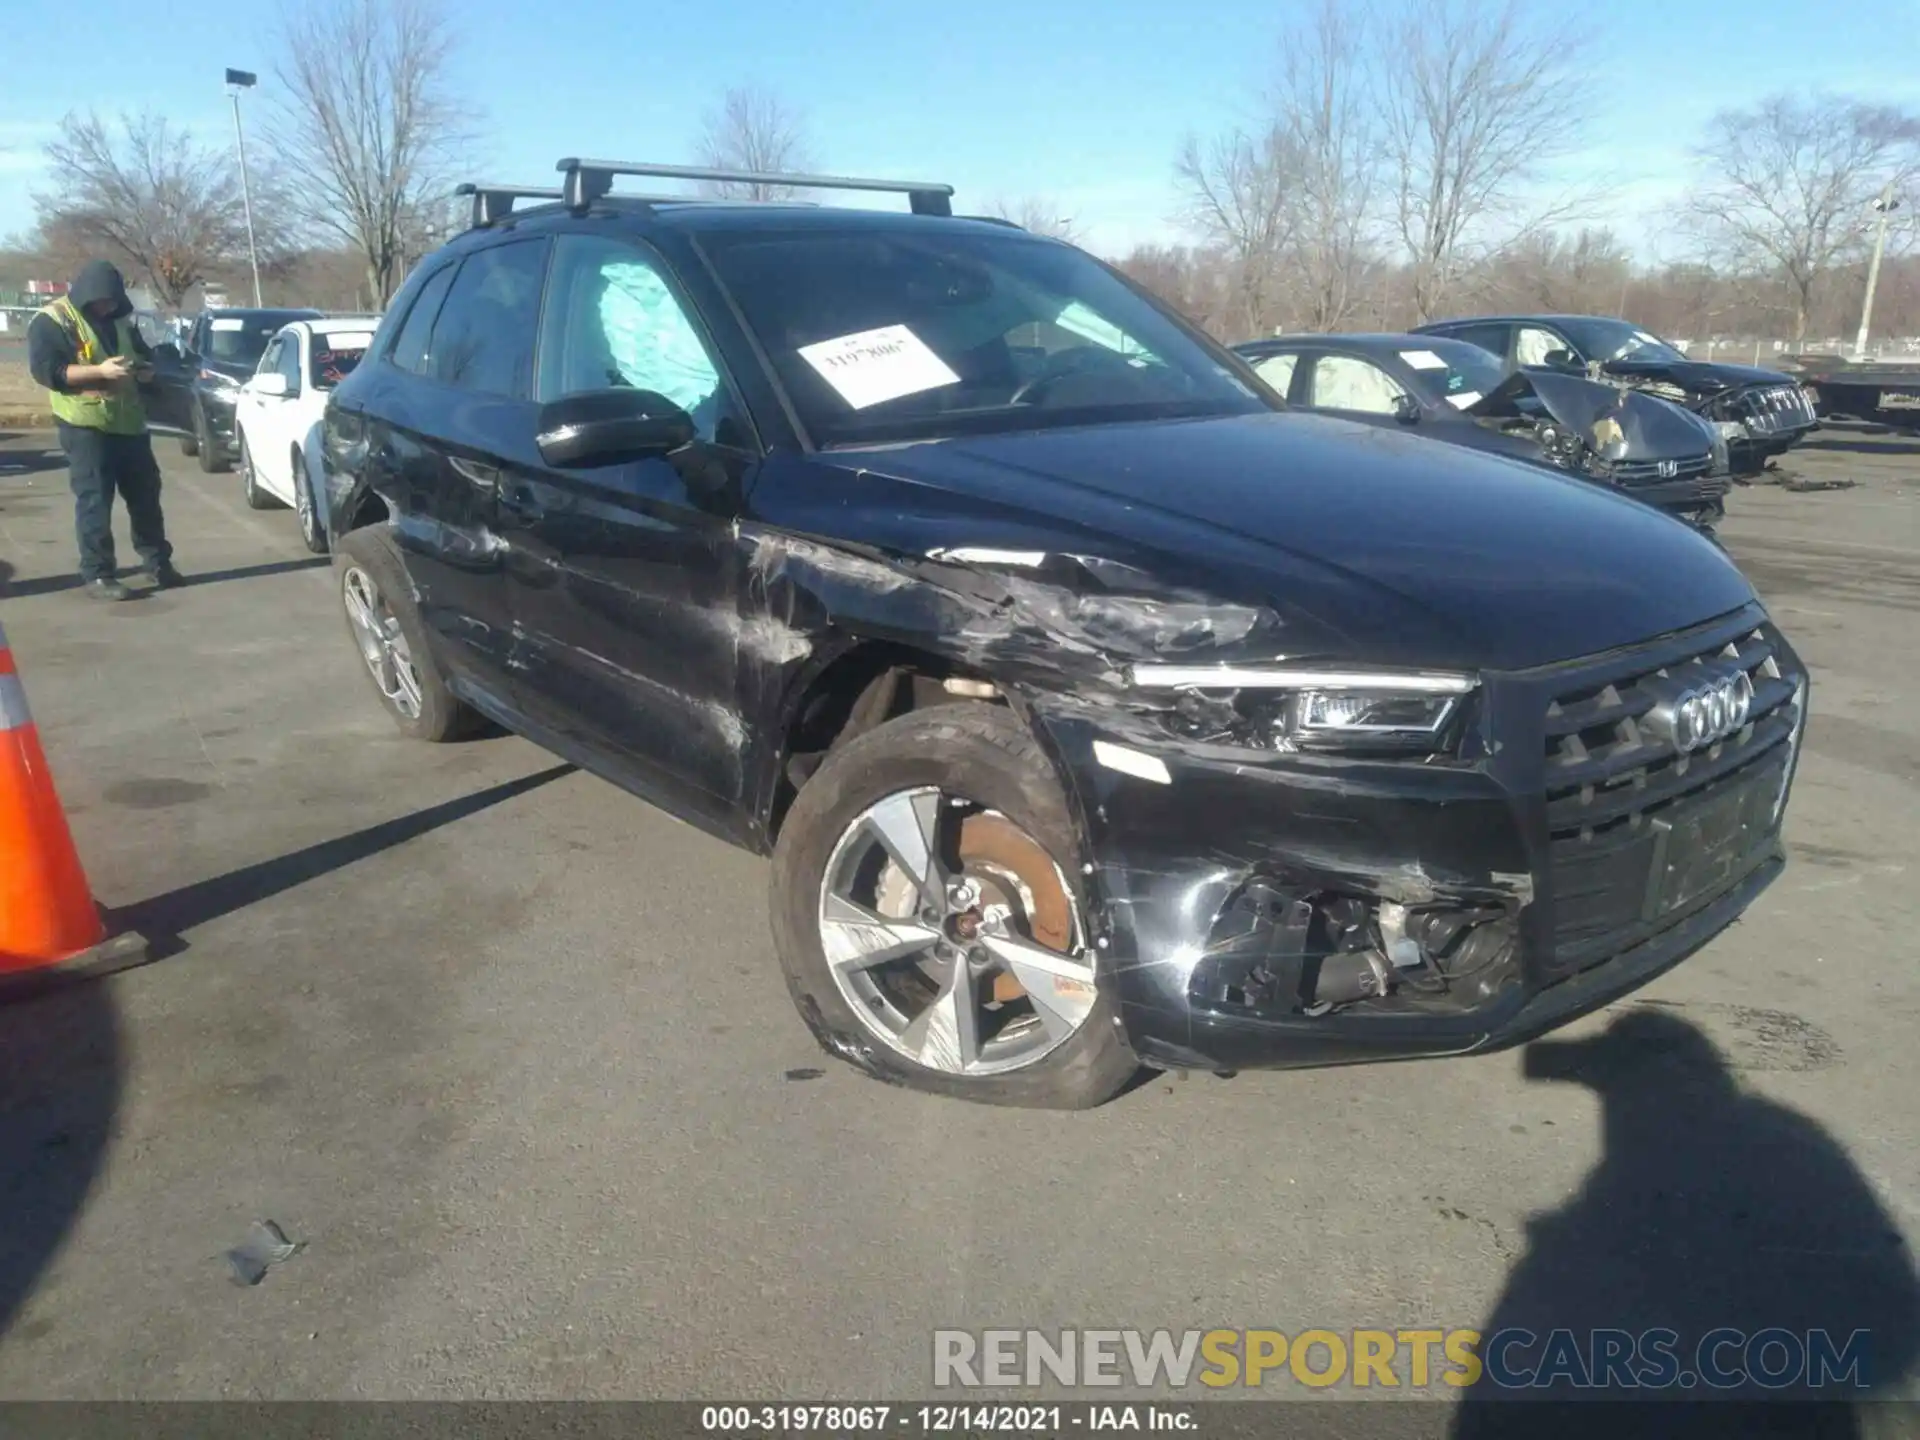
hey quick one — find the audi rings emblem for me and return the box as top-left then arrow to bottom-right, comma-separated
1645,666 -> 1754,754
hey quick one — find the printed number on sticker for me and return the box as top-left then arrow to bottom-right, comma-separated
797,324 -> 961,411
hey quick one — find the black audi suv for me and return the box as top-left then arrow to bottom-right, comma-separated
317,163 -> 1809,1108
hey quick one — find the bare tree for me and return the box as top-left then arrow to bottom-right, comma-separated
989,196 -> 1080,242
1380,0 -> 1590,322
1268,0 -> 1379,330
1175,126 -> 1299,339
1688,93 -> 1920,345
695,86 -> 815,200
270,0 -> 471,307
35,110 -> 258,308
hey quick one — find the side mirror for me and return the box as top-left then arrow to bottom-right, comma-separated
1542,348 -> 1580,370
248,372 -> 291,398
1392,392 -> 1421,424
536,388 -> 696,468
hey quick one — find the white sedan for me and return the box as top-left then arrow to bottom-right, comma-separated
234,317 -> 381,553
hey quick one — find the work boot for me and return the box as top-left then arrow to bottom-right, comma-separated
87,577 -> 132,602
148,561 -> 187,589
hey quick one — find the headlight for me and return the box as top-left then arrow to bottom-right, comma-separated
1713,420 -> 1748,441
199,369 -> 240,393
1128,665 -> 1475,756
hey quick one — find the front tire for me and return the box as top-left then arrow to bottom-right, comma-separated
770,703 -> 1138,1109
293,451 -> 328,554
195,403 -> 229,473
333,527 -> 476,742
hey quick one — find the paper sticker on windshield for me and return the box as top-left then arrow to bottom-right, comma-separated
211,318 -> 245,332
1400,349 -> 1448,371
798,325 -> 960,410
1445,391 -> 1483,409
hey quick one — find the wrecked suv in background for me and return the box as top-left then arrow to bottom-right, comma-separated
320,162 -> 1810,1109
1232,332 -> 1732,531
1413,314 -> 1819,478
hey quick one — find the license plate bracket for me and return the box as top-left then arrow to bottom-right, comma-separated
1642,762 -> 1784,922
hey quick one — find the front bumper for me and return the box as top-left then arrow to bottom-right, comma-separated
1034,603 -> 1806,1072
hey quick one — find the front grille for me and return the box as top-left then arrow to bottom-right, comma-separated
1541,621 -> 1803,968
1733,383 -> 1816,435
1604,452 -> 1715,489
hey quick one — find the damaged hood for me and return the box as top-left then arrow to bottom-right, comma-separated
1470,369 -> 1715,461
839,411 -> 1754,673
1601,357 -> 1795,397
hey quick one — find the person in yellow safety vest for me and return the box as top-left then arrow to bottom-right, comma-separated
27,260 -> 184,601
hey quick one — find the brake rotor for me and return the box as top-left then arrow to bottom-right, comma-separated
958,813 -> 1072,1002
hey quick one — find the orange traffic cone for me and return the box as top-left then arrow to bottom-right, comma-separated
0,618 -> 147,993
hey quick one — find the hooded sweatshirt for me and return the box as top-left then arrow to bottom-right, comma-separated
27,260 -> 152,394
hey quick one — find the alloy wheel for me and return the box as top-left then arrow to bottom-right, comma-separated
296,460 -> 319,547
341,565 -> 424,720
815,786 -> 1098,1075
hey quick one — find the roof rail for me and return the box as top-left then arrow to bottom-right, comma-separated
554,158 -> 955,217
454,182 -> 565,229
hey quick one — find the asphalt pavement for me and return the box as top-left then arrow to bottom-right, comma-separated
0,423 -> 1916,1405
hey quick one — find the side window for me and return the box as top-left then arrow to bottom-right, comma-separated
429,239 -> 549,397
535,234 -> 744,445
1516,326 -> 1565,367
257,335 -> 284,377
1252,353 -> 1299,397
387,262 -> 458,376
1448,322 -> 1511,359
278,334 -> 303,393
1308,355 -> 1407,415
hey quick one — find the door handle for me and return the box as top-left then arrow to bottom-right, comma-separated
497,481 -> 546,522
448,455 -> 500,489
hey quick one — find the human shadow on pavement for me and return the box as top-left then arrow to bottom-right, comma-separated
0,448 -> 64,478
0,980 -> 123,1340
116,763 -> 574,960
0,556 -> 330,600
1452,1009 -> 1919,1440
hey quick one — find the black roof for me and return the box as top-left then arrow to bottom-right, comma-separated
1417,314 -> 1622,327
444,196 -> 1054,247
1235,332 -> 1492,353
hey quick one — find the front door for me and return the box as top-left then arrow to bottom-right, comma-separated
1303,352 -> 1411,431
496,231 -> 759,829
244,332 -> 307,505
362,242 -> 549,710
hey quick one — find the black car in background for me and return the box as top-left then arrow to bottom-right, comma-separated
1410,314 -> 1818,477
147,307 -> 323,472
319,163 -> 1807,1109
1233,333 -> 1731,529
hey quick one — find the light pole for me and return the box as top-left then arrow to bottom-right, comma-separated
225,67 -> 263,307
1854,180 -> 1902,359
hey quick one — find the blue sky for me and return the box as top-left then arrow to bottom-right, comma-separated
2,0 -> 1915,263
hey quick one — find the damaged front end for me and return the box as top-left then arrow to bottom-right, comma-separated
1469,370 -> 1729,527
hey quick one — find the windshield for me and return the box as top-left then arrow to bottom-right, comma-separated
202,313 -> 314,366
311,333 -> 373,390
1393,340 -> 1509,407
697,227 -> 1267,445
1557,317 -> 1687,365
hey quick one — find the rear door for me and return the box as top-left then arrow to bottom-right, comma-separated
1439,321 -> 1515,366
496,230 -> 759,824
1246,348 -> 1304,403
356,241 -> 550,710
